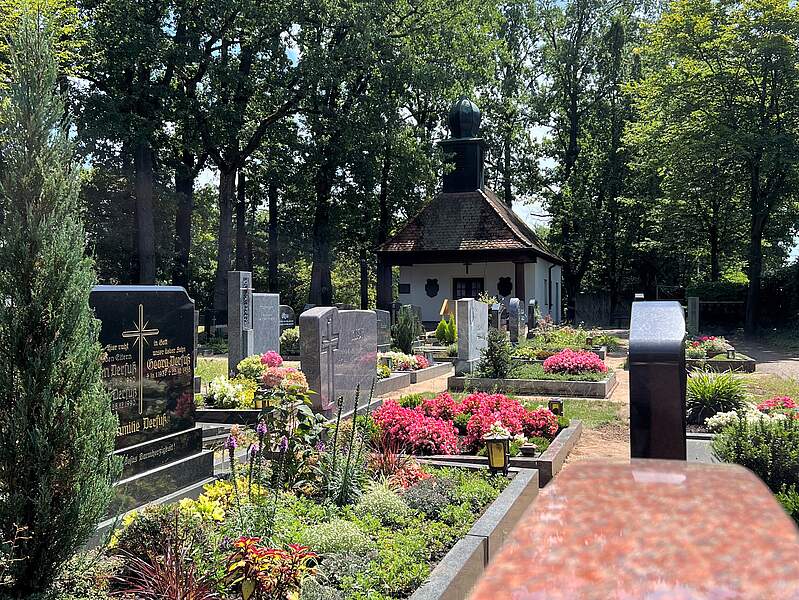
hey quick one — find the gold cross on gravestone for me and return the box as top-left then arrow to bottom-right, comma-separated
122,303 -> 160,414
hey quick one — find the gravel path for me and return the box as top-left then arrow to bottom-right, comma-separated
727,338 -> 799,380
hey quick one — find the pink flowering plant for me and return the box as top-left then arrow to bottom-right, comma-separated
379,351 -> 430,371
261,351 -> 284,367
757,396 -> 797,413
375,392 -> 561,456
543,349 -> 608,375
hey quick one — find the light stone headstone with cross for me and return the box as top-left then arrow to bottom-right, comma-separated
456,298 -> 488,375
300,306 -> 377,418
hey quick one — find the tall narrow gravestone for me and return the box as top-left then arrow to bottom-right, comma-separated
629,301 -> 687,460
300,307 -> 377,418
252,292 -> 280,355
90,286 -> 214,513
527,299 -> 538,336
376,309 -> 391,352
228,271 -> 254,373
456,298 -> 488,374
687,296 -> 700,335
509,297 -> 527,343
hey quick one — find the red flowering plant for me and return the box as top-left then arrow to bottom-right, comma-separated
543,349 -> 608,375
419,392 -> 459,420
459,393 -> 529,451
373,400 -> 459,454
757,396 -> 797,413
226,536 -> 316,600
523,407 -> 559,438
415,354 -> 431,369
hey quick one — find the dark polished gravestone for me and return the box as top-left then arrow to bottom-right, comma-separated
629,300 -> 687,460
376,309 -> 391,352
280,304 -> 296,332
90,286 -> 214,514
300,306 -> 378,418
228,271 -> 255,374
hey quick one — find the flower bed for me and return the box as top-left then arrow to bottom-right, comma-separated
686,353 -> 756,373
448,373 -> 618,398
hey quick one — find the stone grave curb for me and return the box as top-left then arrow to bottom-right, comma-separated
409,362 -> 454,384
409,466 -> 538,600
511,345 -> 607,365
424,421 -> 582,488
686,358 -> 756,373
374,371 -> 412,396
196,408 -> 262,425
447,372 -> 618,398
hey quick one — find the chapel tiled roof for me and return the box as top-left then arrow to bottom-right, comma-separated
377,187 -> 564,264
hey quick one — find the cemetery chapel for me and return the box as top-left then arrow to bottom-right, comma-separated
376,97 -> 565,324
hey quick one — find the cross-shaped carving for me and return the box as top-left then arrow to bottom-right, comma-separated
321,316 -> 339,410
122,303 -> 160,414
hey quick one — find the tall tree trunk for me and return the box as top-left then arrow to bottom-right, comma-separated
267,177 -> 279,292
309,159 -> 335,306
172,150 -> 195,288
235,170 -> 248,270
745,215 -> 766,334
359,247 -> 369,309
709,222 -> 720,282
503,135 -> 512,208
213,167 -> 236,318
134,139 -> 156,284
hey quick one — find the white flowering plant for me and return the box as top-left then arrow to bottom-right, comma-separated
483,421 -> 512,439
208,375 -> 247,409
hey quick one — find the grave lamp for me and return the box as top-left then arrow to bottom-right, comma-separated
548,398 -> 564,417
485,436 -> 510,475
585,336 -> 594,347
727,349 -> 736,359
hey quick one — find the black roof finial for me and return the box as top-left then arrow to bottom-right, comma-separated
448,96 -> 481,138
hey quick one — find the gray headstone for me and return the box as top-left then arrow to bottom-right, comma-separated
509,297 -> 527,343
489,303 -> 508,331
390,301 -> 403,325
253,293 -> 280,355
687,297 -> 700,335
376,309 -> 391,352
228,271 -> 254,373
456,298 -> 488,374
300,307 -> 377,418
629,301 -> 687,460
279,305 -> 296,332
527,299 -> 538,335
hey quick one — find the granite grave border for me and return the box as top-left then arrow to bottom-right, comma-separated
448,373 -> 618,398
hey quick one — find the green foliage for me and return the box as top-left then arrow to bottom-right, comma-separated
452,477 -> 498,510
299,519 -> 376,556
592,333 -> 623,352
435,319 -> 449,344
476,328 -> 513,379
281,327 -> 301,356
713,416 -> 799,492
686,281 -> 748,302
528,436 -> 551,454
447,343 -> 458,357
354,486 -> 412,526
236,355 -> 267,381
401,479 -> 454,519
0,15 -> 119,595
195,357 -> 227,383
686,371 -> 747,425
398,393 -> 425,409
392,307 -> 423,354
776,484 -> 799,525
377,364 -> 391,380
557,415 -> 571,430
301,577 -> 343,600
453,412 -> 471,434
35,551 -> 119,600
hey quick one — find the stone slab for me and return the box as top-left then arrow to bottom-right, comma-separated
448,373 -> 618,399
252,292 -> 280,355
408,362 -> 454,384
374,372 -> 412,396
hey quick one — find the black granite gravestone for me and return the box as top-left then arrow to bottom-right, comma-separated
279,305 -> 296,332
629,301 -> 687,460
90,285 -> 214,513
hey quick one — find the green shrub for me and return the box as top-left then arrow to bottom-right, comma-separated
236,354 -> 267,381
402,479 -> 455,519
557,416 -> 571,430
476,328 -> 513,379
777,484 -> 799,525
392,307 -> 423,354
355,486 -> 412,526
686,281 -> 747,301
398,393 -> 426,408
439,502 -> 474,528
528,436 -> 551,454
453,477 -> 498,509
712,416 -> 799,492
453,412 -> 471,434
369,528 -> 431,596
686,370 -> 747,425
299,519 -> 375,555
592,333 -> 623,351
301,578 -> 343,600
447,315 -> 457,343
281,326 -> 301,355
435,319 -> 449,344
447,343 -> 458,357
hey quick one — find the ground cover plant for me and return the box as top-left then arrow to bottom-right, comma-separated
378,352 -> 430,372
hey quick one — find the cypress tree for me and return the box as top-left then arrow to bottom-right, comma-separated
0,12 -> 119,596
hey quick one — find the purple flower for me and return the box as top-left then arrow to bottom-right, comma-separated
279,435 -> 289,452
224,435 -> 238,451
248,443 -> 260,458
315,440 -> 326,453
256,420 -> 268,438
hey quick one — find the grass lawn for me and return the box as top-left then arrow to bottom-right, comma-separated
741,374 -> 799,404
563,399 -> 624,429
197,356 -> 228,382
